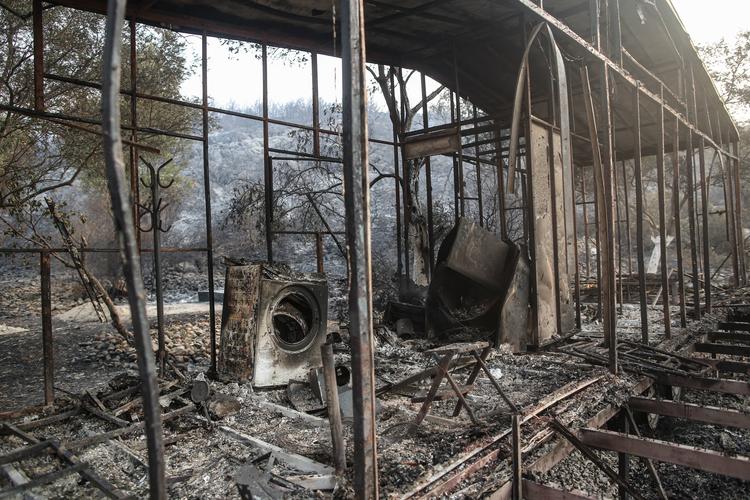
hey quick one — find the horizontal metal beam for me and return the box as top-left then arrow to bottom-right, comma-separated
653,372 -> 750,396
693,342 -> 750,358
718,321 -> 750,332
628,396 -> 750,430
707,331 -> 750,344
580,428 -> 750,481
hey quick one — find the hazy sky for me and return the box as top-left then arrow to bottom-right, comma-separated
183,1 -> 748,108
670,0 -> 749,45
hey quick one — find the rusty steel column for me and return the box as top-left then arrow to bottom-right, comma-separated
311,53 -> 321,158
341,0 -> 379,496
732,141 -> 745,285
101,1 -> 166,497
698,138 -> 710,313
633,86 -> 648,342
202,34 -> 217,374
600,64 -> 617,367
672,117 -> 687,328
129,21 -> 141,251
262,45 -> 273,263
656,96 -> 671,338
581,174 -> 591,277
40,251 -> 53,406
620,160 -> 632,301
496,126 -> 508,240
421,73 -> 435,274
33,0 -> 44,112
390,72 -> 403,278
685,132 -> 700,319
315,232 -> 324,274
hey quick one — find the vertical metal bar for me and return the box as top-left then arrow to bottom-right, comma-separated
262,45 -> 273,263
620,160 -> 632,297
685,131 -> 700,319
600,64 -> 617,361
341,0 -> 379,495
129,21 -> 140,251
656,96 -> 671,338
451,91 -> 460,222
511,413 -> 522,500
732,141 -> 745,285
698,138 -> 710,312
316,232 -> 324,274
40,251 -> 53,406
150,173 -> 166,374
421,73 -> 435,274
672,117 -> 687,327
547,122 -> 564,335
610,0 -> 622,66
391,72 -> 403,279
590,0 -> 601,49
614,154 -> 623,310
453,45 -> 465,218
101,2 -> 165,496
321,342 -> 346,474
582,174 -> 591,277
312,53 -> 320,158
473,105 -> 484,225
496,126 -> 508,239
573,159 -> 582,329
633,87 -> 648,341
398,68 -> 411,285
33,0 -> 44,112
202,34 -> 217,374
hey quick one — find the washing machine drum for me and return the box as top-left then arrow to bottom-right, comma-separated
269,286 -> 322,353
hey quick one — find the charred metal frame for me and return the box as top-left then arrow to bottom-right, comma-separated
0,0 -> 745,497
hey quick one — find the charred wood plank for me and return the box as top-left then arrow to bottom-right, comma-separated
628,397 -> 750,429
579,428 -> 750,480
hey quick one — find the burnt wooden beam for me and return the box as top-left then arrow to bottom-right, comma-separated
693,342 -> 750,358
628,396 -> 750,430
718,321 -> 750,332
580,428 -> 750,481
521,479 -> 596,500
707,331 -> 750,344
653,372 -> 750,396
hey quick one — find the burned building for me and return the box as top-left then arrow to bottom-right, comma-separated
0,0 -> 748,499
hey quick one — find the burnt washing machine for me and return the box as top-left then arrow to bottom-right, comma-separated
218,263 -> 328,388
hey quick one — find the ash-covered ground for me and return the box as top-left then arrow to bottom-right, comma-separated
1,269 -> 749,499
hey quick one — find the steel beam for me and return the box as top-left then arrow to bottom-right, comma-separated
628,396 -> 750,430
341,0 -> 379,496
580,428 -> 750,481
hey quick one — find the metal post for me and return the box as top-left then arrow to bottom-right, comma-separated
262,45 -> 273,263
421,73 -> 435,274
321,342 -> 346,474
312,53 -> 321,158
672,117 -> 687,327
341,0 -> 379,495
40,251 -> 53,406
473,105 -> 484,225
582,174 -> 591,277
656,97 -> 671,338
633,87 -> 648,341
600,64 -> 617,366
33,0 -> 44,112
685,132 -> 700,319
699,138 -> 710,312
101,2 -> 165,496
453,45 -> 465,218
511,413 -> 522,500
496,126 -> 508,239
391,72 -> 403,278
129,21 -> 141,251
451,91 -> 460,222
398,68 -> 411,286
202,34 -> 217,374
732,141 -> 745,285
620,161 -> 632,300
315,232 -> 324,274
